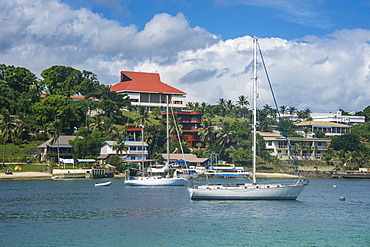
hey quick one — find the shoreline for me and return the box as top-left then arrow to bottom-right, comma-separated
0,171 -> 301,180
0,172 -> 53,180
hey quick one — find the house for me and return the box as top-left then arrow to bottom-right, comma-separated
38,135 -> 81,163
162,110 -> 203,148
99,140 -> 149,159
259,132 -> 331,160
295,121 -> 351,137
110,71 -> 187,111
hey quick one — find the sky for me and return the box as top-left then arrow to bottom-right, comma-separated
1,0 -> 370,113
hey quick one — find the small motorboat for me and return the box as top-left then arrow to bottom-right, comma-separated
95,181 -> 112,187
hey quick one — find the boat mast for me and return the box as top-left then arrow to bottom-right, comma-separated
166,95 -> 170,166
140,124 -> 144,175
252,37 -> 258,184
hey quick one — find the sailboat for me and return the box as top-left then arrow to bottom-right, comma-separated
188,38 -> 308,200
124,95 -> 188,186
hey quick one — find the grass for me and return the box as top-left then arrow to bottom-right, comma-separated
1,164 -> 47,172
0,140 -> 44,163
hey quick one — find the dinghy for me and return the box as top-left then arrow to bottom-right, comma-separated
95,181 -> 112,187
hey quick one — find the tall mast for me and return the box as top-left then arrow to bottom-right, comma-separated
252,38 -> 258,184
166,95 -> 170,166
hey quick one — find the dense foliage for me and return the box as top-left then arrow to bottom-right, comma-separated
1,63 -> 369,168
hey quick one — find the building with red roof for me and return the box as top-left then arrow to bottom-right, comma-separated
110,71 -> 187,110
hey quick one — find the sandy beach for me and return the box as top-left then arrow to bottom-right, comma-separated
0,172 -> 53,180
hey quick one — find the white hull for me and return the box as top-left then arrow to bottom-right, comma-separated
205,171 -> 250,178
124,176 -> 188,186
188,181 -> 307,200
95,181 -> 112,187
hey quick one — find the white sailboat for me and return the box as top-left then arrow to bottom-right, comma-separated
188,38 -> 308,200
124,95 -> 188,186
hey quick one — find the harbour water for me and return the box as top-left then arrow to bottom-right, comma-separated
1,178 -> 369,247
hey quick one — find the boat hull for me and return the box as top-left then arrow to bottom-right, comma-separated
95,181 -> 112,187
188,183 -> 306,200
124,176 -> 188,186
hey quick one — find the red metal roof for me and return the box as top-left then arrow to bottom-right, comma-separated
110,71 -> 186,95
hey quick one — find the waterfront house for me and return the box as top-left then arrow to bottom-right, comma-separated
258,131 -> 331,160
38,135 -> 81,163
99,140 -> 149,158
110,71 -> 187,111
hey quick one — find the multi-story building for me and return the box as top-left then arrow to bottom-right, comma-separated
295,121 -> 351,137
38,135 -> 81,163
110,71 -> 187,111
162,110 -> 202,148
259,132 -> 331,160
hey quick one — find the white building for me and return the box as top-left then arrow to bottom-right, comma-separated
110,71 -> 187,111
99,140 -> 149,160
295,121 -> 351,137
259,132 -> 331,160
310,112 -> 365,124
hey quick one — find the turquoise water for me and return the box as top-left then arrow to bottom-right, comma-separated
0,178 -> 369,246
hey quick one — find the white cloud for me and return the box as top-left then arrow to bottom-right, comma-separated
1,0 -> 370,112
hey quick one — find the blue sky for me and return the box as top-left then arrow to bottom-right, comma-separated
1,0 -> 370,112
69,0 -> 370,40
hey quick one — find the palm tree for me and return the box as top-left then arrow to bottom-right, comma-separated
89,114 -> 104,131
113,137 -> 129,155
46,118 -> 63,165
0,110 -> 19,167
280,105 -> 287,116
134,107 -> 151,127
216,121 -> 235,153
169,113 -> 183,137
197,118 -> 214,143
288,106 -> 297,120
237,95 -> 249,118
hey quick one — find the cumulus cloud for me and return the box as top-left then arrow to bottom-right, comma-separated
1,0 -> 370,112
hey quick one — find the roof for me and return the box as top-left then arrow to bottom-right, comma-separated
110,71 -> 186,95
102,140 -> 149,147
161,153 -> 209,163
296,121 -> 351,128
258,131 -> 330,142
38,135 -> 81,148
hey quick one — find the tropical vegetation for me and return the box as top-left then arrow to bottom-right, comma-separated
1,63 -> 370,170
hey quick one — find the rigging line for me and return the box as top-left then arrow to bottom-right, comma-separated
170,106 -> 188,169
257,41 -> 301,179
227,49 -> 251,103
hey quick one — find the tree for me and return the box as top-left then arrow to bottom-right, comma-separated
0,110 -> 20,166
237,95 -> 249,118
32,95 -> 84,133
198,118 -> 214,143
69,129 -> 107,159
41,66 -> 83,96
46,119 -> 64,164
280,105 -> 287,116
134,107 -> 151,126
288,106 -> 297,120
0,64 -> 41,115
216,121 -> 235,153
113,138 -> 129,155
